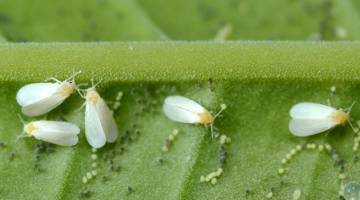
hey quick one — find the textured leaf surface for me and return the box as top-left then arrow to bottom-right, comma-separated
1,0 -> 360,199
0,42 -> 360,200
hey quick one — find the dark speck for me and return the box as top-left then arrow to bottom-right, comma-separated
127,186 -> 133,194
80,188 -> 91,198
102,175 -> 109,182
9,152 -> 15,161
0,142 -> 6,149
158,156 -> 164,165
245,189 -> 251,197
0,13 -> 11,24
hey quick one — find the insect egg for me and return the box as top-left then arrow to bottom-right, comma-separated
82,176 -> 88,184
292,189 -> 301,200
266,192 -> 273,199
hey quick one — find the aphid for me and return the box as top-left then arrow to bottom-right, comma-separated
20,120 -> 80,146
84,87 -> 118,148
16,72 -> 81,116
163,96 -> 226,138
289,102 -> 354,137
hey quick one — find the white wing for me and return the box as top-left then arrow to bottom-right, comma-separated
289,119 -> 337,136
290,102 -> 336,119
32,121 -> 80,146
96,98 -> 118,143
163,96 -> 206,124
21,94 -> 67,116
16,83 -> 60,106
85,102 -> 107,148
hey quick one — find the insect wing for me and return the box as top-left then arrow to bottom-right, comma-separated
85,102 -> 107,148
163,96 -> 205,124
16,83 -> 60,106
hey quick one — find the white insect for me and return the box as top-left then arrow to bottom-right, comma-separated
16,72 -> 81,116
84,87 -> 118,148
289,102 -> 353,137
163,96 -> 226,138
21,120 -> 80,146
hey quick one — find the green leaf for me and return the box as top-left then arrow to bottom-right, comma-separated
0,0 -> 168,42
0,0 -> 357,41
0,42 -> 359,199
331,0 -> 360,40
137,0 -> 336,40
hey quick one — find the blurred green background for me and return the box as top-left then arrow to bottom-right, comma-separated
0,0 -> 358,42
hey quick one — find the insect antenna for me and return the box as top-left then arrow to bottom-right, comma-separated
65,70 -> 82,82
346,101 -> 356,114
345,101 -> 357,134
75,83 -> 88,99
209,104 -> 227,140
210,124 -> 215,139
90,79 -> 102,89
326,98 -> 332,107
15,114 -> 29,142
17,114 -> 26,125
75,102 -> 87,113
214,104 -> 227,120
348,119 -> 357,134
74,88 -> 87,112
45,77 -> 62,83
